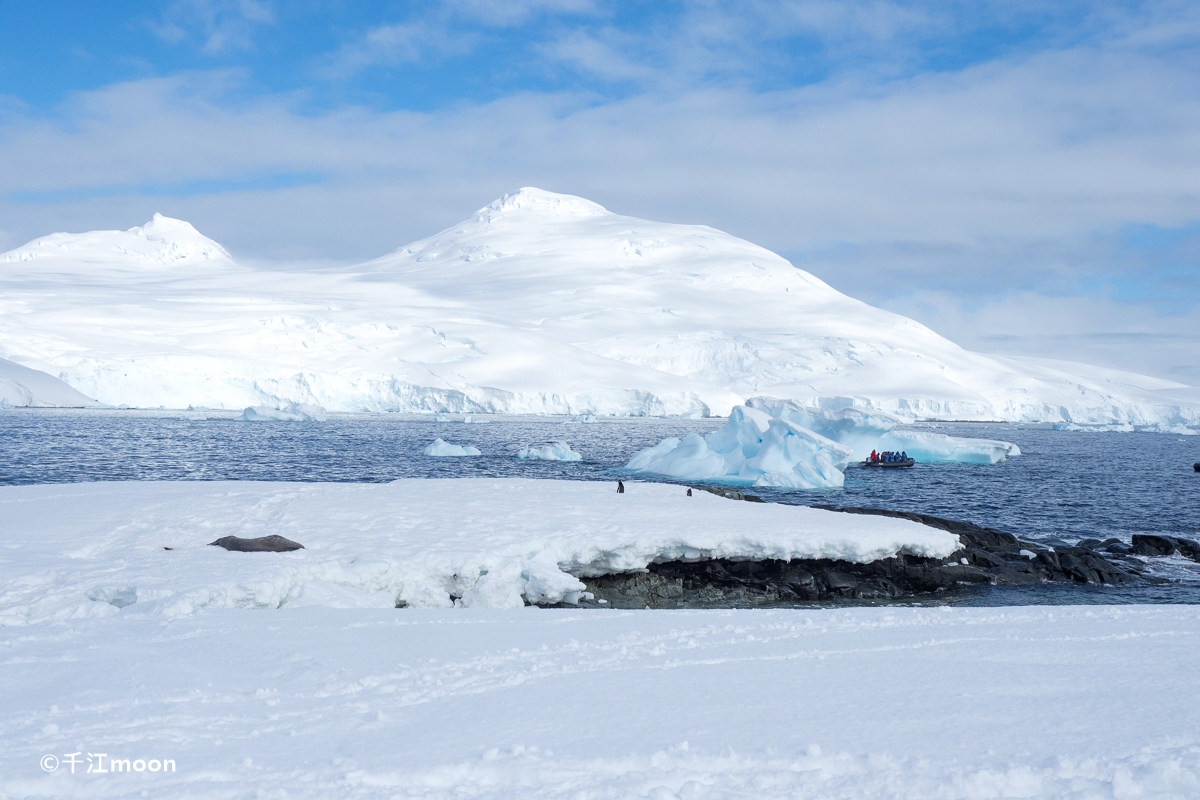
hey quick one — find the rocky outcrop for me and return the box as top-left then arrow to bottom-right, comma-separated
560,504 -> 1185,608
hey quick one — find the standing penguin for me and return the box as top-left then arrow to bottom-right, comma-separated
686,488 -> 692,496
617,480 -> 625,493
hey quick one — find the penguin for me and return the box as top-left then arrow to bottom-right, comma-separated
617,480 -> 625,493
687,488 -> 692,496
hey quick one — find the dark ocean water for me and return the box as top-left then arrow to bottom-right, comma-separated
3,408 -> 1199,604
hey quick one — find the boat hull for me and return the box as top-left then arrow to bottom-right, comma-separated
862,459 -> 915,468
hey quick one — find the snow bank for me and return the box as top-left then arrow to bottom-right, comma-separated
627,406 -> 854,489
424,438 -> 481,456
0,479 -> 958,622
747,397 -> 1021,464
239,402 -> 327,422
517,442 -> 582,461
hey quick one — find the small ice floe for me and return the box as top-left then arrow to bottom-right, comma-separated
434,413 -> 450,422
517,442 -> 582,461
1053,422 -> 1135,433
239,402 -> 327,422
567,414 -> 597,424
424,438 -> 481,457
463,415 -> 490,424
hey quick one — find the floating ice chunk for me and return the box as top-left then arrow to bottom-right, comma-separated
746,397 -> 1019,463
1164,425 -> 1199,435
434,413 -> 450,422
626,406 -> 853,489
517,442 -> 583,461
424,438 -> 481,457
567,414 -> 597,424
239,402 -> 327,422
1053,422 -> 1135,433
463,415 -> 490,424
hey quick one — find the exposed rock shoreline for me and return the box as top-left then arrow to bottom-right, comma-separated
553,493 -> 1198,608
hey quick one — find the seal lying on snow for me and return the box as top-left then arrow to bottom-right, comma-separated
209,535 -> 305,552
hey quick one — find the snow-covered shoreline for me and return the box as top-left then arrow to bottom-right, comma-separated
0,479 -> 959,624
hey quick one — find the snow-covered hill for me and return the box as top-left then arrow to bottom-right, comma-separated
0,357 -> 99,408
0,188 -> 1195,423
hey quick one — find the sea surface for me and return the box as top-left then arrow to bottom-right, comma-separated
3,408 -> 1199,604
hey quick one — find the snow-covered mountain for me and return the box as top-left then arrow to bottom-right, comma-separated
0,188 -> 1195,423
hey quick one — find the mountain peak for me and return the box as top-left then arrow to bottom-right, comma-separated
474,188 -> 611,224
2,214 -> 232,267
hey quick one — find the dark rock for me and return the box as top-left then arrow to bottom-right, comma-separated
209,535 -> 305,552
545,505 -> 1160,609
1194,462 -> 1199,472
1131,534 -> 1200,561
695,486 -> 748,501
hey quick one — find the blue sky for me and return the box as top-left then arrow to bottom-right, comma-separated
1,1 -> 1199,381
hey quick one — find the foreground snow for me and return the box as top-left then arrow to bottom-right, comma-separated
3,605 -> 1199,798
2,189 -> 1197,426
0,480 -> 957,623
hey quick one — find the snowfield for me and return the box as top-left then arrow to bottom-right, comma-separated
3,479 -> 1199,798
1,188 -> 1196,425
0,479 -> 958,624
3,605 -> 1200,799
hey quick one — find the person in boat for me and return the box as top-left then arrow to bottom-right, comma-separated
901,451 -> 907,462
870,449 -> 878,462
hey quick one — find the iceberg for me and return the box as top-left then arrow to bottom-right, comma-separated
745,398 -> 1020,464
424,438 -> 481,457
517,442 -> 583,461
239,402 -> 328,422
626,405 -> 854,489
628,398 -> 1023,488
